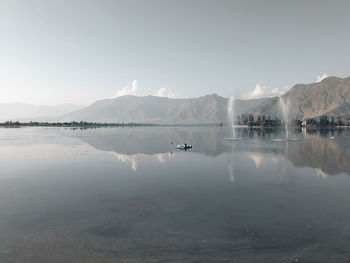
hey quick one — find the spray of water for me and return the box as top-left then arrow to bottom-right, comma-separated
279,97 -> 289,139
227,96 -> 236,183
227,96 -> 236,138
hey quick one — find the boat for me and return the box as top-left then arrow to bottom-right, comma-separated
176,143 -> 192,150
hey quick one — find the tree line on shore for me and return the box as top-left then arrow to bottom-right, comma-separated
229,114 -> 350,127
1,115 -> 350,128
0,121 -> 155,128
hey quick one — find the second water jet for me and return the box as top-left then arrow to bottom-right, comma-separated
279,96 -> 289,139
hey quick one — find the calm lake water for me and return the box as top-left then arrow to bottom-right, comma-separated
0,126 -> 350,262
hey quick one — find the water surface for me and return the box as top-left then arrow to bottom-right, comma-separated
0,127 -> 350,262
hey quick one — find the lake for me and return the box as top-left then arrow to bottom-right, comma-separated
0,126 -> 350,262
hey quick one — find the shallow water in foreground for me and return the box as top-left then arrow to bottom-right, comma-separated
0,127 -> 350,262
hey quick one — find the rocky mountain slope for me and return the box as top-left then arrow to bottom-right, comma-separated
251,76 -> 350,119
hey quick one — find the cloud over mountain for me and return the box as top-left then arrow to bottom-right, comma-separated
114,80 -> 138,97
154,88 -> 175,98
316,73 -> 328,83
243,84 -> 284,99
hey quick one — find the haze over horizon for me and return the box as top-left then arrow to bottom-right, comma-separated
1,0 -> 350,105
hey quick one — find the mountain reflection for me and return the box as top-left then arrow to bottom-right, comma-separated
74,127 -> 350,176
76,127 -> 231,156
284,131 -> 350,175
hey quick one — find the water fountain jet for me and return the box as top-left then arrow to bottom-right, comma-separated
227,96 -> 236,138
279,97 -> 289,139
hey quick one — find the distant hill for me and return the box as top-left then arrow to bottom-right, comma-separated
58,94 -> 267,124
251,76 -> 350,119
0,103 -> 84,122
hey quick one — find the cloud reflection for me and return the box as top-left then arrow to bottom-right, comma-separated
114,153 -> 138,172
154,152 -> 175,164
316,168 -> 328,179
113,152 -> 176,172
247,153 -> 264,169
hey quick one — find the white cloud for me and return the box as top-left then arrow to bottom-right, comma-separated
114,80 -> 138,97
112,81 -> 176,99
242,84 -> 285,100
154,88 -> 175,98
316,73 -> 328,83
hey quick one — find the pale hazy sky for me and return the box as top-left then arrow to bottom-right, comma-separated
1,0 -> 350,105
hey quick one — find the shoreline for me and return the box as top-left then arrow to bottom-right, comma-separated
0,122 -> 349,129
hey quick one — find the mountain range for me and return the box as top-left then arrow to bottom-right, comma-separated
2,75 -> 350,123
59,75 -> 350,123
58,95 -> 266,124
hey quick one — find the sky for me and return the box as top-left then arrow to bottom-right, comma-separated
1,0 -> 350,105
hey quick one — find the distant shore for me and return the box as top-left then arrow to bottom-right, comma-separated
0,121 -> 156,128
1,121 -> 349,129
